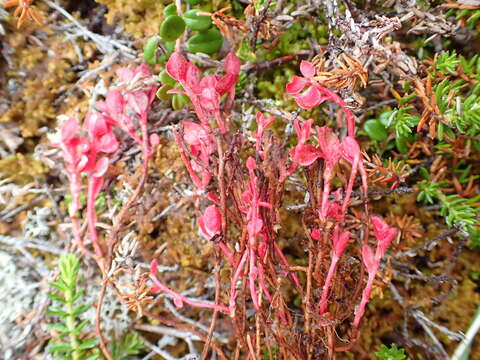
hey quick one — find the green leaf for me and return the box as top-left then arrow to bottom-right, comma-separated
78,337 -> 98,350
363,119 -> 388,141
48,342 -> 72,353
49,280 -> 67,292
75,319 -> 89,333
144,35 -> 161,65
163,3 -> 177,17
184,9 -> 212,31
46,307 -> 69,318
187,28 -> 223,55
47,292 -> 66,304
156,84 -> 174,101
395,134 -> 413,154
47,323 -> 70,334
71,304 -> 90,317
436,50 -> 460,75
160,15 -> 186,42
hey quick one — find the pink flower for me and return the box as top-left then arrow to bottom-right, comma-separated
372,216 -> 398,259
286,61 -> 356,136
287,119 -> 321,175
165,51 -> 240,133
354,216 -> 397,328
116,64 -> 152,83
285,61 -> 327,109
198,205 -> 222,239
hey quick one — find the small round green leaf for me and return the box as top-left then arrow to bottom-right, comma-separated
163,4 -> 177,16
184,9 -> 212,31
160,15 -> 186,42
144,36 -> 161,65
395,134 -> 414,154
187,28 -> 223,55
363,119 -> 388,141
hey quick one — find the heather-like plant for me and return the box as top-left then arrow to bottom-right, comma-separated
47,254 -> 98,360
53,64 -> 158,266
147,51 -> 398,353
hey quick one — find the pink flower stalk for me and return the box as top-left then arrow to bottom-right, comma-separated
319,226 -> 351,314
81,113 -> 119,258
53,114 -> 119,258
51,117 -> 89,252
165,52 -> 240,134
54,117 -> 86,217
286,60 -> 356,137
254,111 -> 275,157
245,157 -> 264,311
353,216 -> 398,328
173,122 -> 214,190
85,157 -> 109,258
150,259 -> 229,313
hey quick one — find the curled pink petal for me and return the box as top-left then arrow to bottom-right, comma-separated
149,133 -> 160,148
105,90 -> 125,117
199,205 -> 222,238
98,133 -> 119,153
372,216 -> 398,257
285,76 -> 308,94
291,144 -> 320,166
300,60 -> 316,78
361,243 -> 376,273
61,117 -> 78,143
294,86 -> 325,109
92,157 -> 109,178
186,63 -> 201,92
84,113 -> 109,138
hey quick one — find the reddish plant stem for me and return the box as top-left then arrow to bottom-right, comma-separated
201,135 -> 228,360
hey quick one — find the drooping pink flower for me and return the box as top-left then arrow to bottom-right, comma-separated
288,119 -> 321,172
198,205 -> 222,239
372,216 -> 398,258
353,217 -> 398,328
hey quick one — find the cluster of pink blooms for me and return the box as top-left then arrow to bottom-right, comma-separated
53,65 -> 158,262
55,48 -> 398,329
147,52 -> 398,329
285,60 -> 397,326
